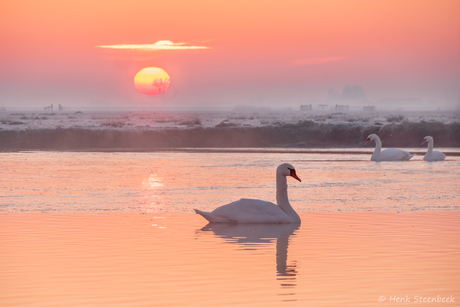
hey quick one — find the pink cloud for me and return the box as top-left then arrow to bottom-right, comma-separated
97,40 -> 210,51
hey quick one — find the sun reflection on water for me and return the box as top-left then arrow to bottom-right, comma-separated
141,174 -> 165,212
143,174 -> 164,189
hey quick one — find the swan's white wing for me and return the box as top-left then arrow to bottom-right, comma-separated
424,150 -> 446,161
377,148 -> 415,161
211,198 -> 292,224
433,150 -> 446,160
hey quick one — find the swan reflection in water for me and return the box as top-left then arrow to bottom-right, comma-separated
197,223 -> 300,302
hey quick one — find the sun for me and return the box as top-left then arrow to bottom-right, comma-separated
134,67 -> 171,96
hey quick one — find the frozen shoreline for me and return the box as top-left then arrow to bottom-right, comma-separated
1,109 -> 459,150
1,108 -> 459,130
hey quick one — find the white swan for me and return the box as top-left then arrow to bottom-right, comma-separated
366,134 -> 415,161
422,136 -> 445,161
194,163 -> 301,224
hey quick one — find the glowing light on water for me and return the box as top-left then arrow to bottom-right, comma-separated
143,174 -> 164,189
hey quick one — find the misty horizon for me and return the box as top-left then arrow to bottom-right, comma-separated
2,1 -> 459,111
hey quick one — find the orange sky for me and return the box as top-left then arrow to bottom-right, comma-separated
1,0 -> 459,108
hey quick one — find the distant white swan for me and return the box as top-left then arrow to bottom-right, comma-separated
422,136 -> 445,161
194,163 -> 301,224
366,134 -> 415,161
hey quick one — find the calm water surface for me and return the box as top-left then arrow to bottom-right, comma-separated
1,213 -> 459,306
0,151 -> 459,306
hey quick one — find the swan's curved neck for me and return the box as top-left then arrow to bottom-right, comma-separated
373,137 -> 382,155
426,140 -> 434,154
276,174 -> 300,223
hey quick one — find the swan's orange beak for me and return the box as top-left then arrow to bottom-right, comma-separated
366,139 -> 371,145
290,170 -> 301,182
421,140 -> 427,145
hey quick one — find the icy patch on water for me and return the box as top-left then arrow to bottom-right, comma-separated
0,151 -> 458,214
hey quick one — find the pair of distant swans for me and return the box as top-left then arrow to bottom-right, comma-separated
195,135 -> 445,225
366,134 -> 445,161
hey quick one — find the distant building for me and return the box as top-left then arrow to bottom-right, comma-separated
328,85 -> 367,101
300,104 -> 312,111
334,104 -> 349,111
341,85 -> 366,100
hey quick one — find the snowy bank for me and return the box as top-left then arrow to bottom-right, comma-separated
0,110 -> 459,150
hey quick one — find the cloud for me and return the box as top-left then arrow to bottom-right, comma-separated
290,57 -> 348,66
96,40 -> 210,51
